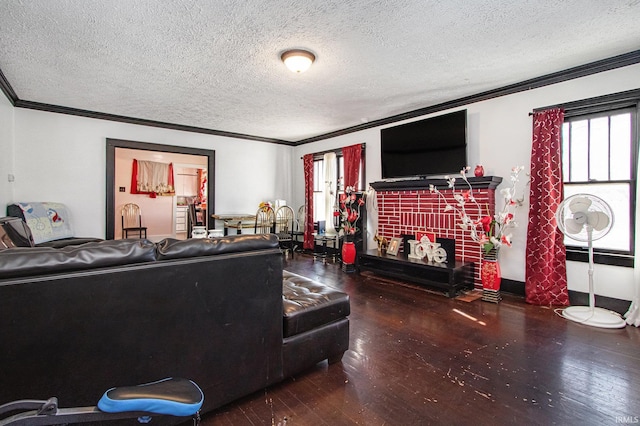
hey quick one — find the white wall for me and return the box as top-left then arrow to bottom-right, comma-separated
293,63 -> 640,301
0,94 -> 14,209
11,109 -> 292,238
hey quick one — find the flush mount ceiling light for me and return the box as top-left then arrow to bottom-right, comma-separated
281,49 -> 315,73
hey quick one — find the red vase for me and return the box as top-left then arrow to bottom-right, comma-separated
481,248 -> 501,291
342,241 -> 356,264
474,165 -> 485,177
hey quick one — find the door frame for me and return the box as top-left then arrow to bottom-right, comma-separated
106,138 -> 215,240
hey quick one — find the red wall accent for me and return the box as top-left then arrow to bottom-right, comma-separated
376,187 -> 496,288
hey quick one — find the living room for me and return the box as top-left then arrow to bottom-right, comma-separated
2,58 -> 638,305
1,1 -> 640,425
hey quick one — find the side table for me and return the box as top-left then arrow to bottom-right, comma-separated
312,234 -> 341,264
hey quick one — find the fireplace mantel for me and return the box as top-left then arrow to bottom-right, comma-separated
370,176 -> 502,192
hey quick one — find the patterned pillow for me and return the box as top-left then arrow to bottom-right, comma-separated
16,202 -> 74,244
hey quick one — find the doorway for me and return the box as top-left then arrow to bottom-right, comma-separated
174,163 -> 208,240
106,138 -> 215,240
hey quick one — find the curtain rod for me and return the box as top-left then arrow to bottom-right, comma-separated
299,143 -> 366,160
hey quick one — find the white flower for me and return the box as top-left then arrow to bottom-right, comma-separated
435,164 -> 526,252
500,187 -> 512,198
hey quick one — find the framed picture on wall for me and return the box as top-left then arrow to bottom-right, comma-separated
387,237 -> 402,256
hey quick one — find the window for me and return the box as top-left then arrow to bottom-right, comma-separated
561,105 -> 638,267
313,155 -> 345,223
312,149 -> 365,223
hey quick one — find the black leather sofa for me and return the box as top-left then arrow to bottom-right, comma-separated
0,234 -> 349,423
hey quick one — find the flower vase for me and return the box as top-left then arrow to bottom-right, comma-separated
342,236 -> 357,273
481,247 -> 502,303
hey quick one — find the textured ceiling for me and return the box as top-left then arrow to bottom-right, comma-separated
1,0 -> 639,143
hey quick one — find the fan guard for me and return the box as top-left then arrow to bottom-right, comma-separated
556,194 -> 625,328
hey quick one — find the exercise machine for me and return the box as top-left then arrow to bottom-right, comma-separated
0,377 -> 203,425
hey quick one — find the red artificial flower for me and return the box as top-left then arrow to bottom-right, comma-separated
480,215 -> 492,233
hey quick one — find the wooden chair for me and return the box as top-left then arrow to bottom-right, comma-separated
121,203 -> 147,239
254,206 -> 275,235
275,205 -> 295,258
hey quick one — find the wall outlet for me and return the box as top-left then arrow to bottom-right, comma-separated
119,186 -> 126,192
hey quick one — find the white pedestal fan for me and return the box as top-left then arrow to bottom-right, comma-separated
556,194 -> 626,329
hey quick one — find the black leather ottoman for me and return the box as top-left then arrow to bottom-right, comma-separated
282,271 -> 350,377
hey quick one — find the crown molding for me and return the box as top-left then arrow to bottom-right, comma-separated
0,67 -> 18,106
1,49 -> 639,145
13,99 -> 294,146
293,49 -> 640,145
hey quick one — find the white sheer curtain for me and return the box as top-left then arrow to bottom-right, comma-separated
323,153 -> 338,235
136,160 -> 174,194
624,162 -> 640,326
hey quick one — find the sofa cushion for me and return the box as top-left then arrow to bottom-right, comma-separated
282,270 -> 350,338
0,239 -> 157,279
156,234 -> 279,260
37,237 -> 104,248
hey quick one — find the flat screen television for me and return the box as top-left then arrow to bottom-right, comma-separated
381,110 -> 467,179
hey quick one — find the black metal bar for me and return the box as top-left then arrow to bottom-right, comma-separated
0,405 -> 195,426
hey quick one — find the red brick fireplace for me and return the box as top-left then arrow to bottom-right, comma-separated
371,177 -> 502,288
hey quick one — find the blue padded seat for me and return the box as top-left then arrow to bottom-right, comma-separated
97,377 -> 203,417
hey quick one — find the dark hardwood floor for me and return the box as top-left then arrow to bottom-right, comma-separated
200,254 -> 640,425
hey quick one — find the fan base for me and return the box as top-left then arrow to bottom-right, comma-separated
561,306 -> 626,329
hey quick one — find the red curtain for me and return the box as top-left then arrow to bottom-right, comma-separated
342,143 -> 362,190
130,159 -> 139,194
168,163 -> 175,191
197,168 -> 207,205
303,154 -> 315,250
525,108 -> 569,306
